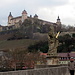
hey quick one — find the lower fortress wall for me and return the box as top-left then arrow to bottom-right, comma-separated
0,66 -> 69,75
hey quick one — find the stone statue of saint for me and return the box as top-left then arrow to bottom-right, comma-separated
47,26 -> 60,56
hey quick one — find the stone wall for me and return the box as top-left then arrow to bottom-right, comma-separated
0,66 -> 69,75
35,65 -> 62,68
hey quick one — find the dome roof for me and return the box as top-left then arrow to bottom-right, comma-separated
57,16 -> 60,20
34,14 -> 38,17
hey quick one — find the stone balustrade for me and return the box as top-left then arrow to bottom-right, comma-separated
0,66 -> 69,75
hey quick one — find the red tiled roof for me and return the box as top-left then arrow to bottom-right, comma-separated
40,53 -> 47,56
58,53 -> 75,57
39,53 -> 75,58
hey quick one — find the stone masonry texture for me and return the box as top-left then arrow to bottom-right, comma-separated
0,66 -> 69,75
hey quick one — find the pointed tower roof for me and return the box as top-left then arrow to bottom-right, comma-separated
9,12 -> 12,17
22,10 -> 27,14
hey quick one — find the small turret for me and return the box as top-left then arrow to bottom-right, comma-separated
22,10 -> 27,22
8,12 -> 13,26
30,15 -> 32,18
34,14 -> 38,19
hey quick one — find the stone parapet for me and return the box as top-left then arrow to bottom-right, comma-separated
35,65 -> 61,68
0,66 -> 69,75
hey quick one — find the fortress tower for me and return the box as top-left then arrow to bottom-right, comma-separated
34,14 -> 38,19
8,10 -> 28,26
8,12 -> 13,26
22,10 -> 27,22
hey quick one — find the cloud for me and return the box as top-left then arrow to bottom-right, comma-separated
0,18 -> 7,26
36,0 -> 75,26
34,0 -> 69,7
0,0 -> 18,8
37,7 -> 56,22
8,0 -> 69,14
0,0 -> 74,26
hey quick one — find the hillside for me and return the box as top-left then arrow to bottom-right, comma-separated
0,29 -> 48,50
0,33 -> 13,41
0,39 -> 37,50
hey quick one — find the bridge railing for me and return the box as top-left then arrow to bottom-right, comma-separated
0,66 -> 69,75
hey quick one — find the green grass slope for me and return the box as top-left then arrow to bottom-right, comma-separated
0,39 -> 36,50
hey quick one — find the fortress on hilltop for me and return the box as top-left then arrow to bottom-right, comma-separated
8,10 -> 28,26
0,10 -> 61,32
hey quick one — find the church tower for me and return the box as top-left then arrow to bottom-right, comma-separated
22,10 -> 27,22
56,16 -> 61,25
56,16 -> 61,31
8,12 -> 13,26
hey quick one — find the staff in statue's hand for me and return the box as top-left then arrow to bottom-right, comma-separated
56,32 -> 60,39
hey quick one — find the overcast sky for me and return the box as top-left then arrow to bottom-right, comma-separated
0,0 -> 75,26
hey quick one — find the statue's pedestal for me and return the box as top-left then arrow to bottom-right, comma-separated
46,53 -> 60,65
